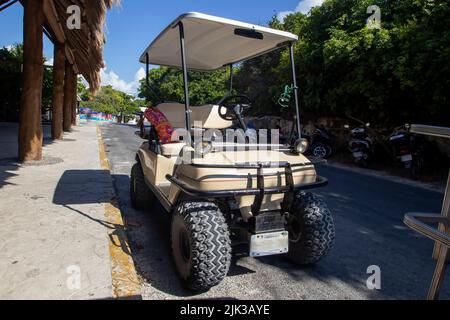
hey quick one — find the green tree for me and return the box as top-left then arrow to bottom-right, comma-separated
0,43 -> 54,121
234,0 -> 450,126
138,66 -> 231,106
0,44 -> 23,122
80,85 -> 141,118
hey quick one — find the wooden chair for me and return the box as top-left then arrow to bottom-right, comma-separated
404,125 -> 450,300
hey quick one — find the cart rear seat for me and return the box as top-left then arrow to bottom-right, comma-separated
157,103 -> 233,130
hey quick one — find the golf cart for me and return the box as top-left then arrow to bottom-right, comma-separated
131,12 -> 335,292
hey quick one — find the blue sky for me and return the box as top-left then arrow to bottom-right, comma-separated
0,0 -> 323,95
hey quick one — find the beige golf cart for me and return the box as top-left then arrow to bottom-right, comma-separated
131,12 -> 335,292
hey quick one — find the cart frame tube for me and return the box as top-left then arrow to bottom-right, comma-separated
178,22 -> 193,145
229,64 -> 234,94
290,44 -> 302,138
145,53 -> 150,87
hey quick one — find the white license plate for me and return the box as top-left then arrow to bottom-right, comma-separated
401,154 -> 413,162
353,151 -> 364,158
250,231 -> 289,257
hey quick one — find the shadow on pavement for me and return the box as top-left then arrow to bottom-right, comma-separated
53,169 -> 135,259
0,123 -> 56,190
0,160 -> 19,190
53,169 -> 113,205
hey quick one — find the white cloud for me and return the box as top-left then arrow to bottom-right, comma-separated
100,66 -> 145,96
296,0 -> 324,14
44,58 -> 54,66
277,0 -> 325,21
277,11 -> 293,21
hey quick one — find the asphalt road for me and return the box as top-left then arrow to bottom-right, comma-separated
101,123 -> 449,300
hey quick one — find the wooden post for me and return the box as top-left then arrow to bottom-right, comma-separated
428,246 -> 449,300
18,0 -> 44,162
433,171 -> 450,261
63,62 -> 75,132
51,44 -> 65,140
71,74 -> 77,126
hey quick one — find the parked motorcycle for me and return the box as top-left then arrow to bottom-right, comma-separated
303,127 -> 333,159
346,124 -> 374,167
284,123 -> 333,159
389,125 -> 425,179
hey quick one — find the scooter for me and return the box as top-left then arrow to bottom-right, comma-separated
389,125 -> 413,169
389,125 -> 425,179
346,124 -> 373,167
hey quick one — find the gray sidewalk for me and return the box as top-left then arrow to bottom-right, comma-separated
0,122 -> 120,299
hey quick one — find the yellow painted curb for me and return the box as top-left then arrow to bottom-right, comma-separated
96,125 -> 141,299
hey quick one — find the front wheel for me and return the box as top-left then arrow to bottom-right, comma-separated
286,192 -> 335,265
171,202 -> 232,292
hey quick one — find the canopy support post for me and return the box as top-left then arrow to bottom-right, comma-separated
178,22 -> 192,145
229,64 -> 234,94
51,44 -> 65,140
289,44 -> 302,139
145,53 -> 150,88
19,0 -> 44,162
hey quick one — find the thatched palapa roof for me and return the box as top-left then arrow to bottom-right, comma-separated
42,0 -> 119,93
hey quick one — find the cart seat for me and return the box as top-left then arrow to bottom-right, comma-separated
161,143 -> 186,157
156,103 -> 232,130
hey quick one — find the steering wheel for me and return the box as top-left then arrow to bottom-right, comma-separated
217,94 -> 252,121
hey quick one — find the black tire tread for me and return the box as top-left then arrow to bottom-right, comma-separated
172,202 -> 232,292
287,192 -> 335,265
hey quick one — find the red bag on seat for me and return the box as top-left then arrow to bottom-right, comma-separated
144,107 -> 174,144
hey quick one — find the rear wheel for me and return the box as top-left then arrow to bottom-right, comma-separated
130,162 -> 154,210
171,202 -> 232,292
287,192 -> 335,265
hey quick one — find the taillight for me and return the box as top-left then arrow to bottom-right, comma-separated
399,148 -> 409,155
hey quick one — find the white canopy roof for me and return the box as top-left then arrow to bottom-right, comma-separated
139,12 -> 298,71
